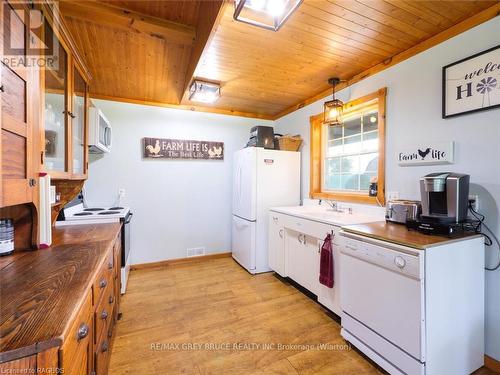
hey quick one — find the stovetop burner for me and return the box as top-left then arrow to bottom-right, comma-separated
99,211 -> 120,215
109,207 -> 124,210
75,212 -> 93,216
84,208 -> 105,212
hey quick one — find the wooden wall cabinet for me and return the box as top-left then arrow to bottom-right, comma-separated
42,7 -> 90,180
0,0 -> 92,251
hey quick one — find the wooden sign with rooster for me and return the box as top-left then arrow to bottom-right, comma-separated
397,141 -> 454,166
143,138 -> 224,160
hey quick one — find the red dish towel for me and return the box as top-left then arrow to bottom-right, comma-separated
319,234 -> 334,288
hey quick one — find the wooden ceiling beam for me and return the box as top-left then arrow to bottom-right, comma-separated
180,0 -> 227,103
59,0 -> 196,45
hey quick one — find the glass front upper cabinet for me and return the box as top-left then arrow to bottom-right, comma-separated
72,67 -> 87,175
43,21 -> 67,173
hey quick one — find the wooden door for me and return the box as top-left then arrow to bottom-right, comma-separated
0,1 -> 35,207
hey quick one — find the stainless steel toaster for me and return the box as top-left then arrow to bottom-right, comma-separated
385,200 -> 422,224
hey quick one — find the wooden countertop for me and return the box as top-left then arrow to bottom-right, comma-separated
342,221 -> 481,250
0,223 -> 122,362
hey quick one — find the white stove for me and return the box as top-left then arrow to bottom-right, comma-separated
56,203 -> 130,225
56,202 -> 133,295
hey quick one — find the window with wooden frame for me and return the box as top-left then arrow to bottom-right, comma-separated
310,88 -> 386,205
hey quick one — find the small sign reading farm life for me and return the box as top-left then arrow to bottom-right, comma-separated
143,138 -> 224,160
398,142 -> 454,166
443,45 -> 500,118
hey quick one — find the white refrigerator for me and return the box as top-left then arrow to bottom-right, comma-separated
232,147 -> 300,274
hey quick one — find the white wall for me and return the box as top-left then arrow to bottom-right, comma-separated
84,100 -> 272,265
275,17 -> 500,360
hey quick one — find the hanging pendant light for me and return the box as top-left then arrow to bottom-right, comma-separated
323,78 -> 344,126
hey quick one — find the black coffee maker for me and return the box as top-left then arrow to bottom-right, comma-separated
407,172 -> 470,235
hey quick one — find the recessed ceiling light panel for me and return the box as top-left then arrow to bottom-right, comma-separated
189,80 -> 221,104
233,0 -> 303,31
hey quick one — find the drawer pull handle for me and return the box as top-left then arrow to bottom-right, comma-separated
101,311 -> 108,320
108,261 -> 113,269
109,296 -> 114,304
101,341 -> 109,353
99,279 -> 107,288
298,234 -> 303,244
279,229 -> 284,239
77,323 -> 89,340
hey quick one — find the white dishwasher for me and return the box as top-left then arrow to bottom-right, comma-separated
340,232 -> 425,375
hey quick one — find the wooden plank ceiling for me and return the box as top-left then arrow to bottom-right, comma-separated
60,0 -> 498,120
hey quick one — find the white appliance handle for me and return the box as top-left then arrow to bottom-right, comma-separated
234,219 -> 251,230
237,165 -> 242,208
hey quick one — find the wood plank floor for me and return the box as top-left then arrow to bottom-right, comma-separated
109,258 -> 495,374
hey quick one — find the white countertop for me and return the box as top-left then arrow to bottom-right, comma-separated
270,205 -> 384,227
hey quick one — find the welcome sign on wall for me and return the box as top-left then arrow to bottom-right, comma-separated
398,142 -> 454,166
443,45 -> 500,118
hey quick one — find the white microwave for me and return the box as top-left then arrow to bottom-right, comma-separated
88,106 -> 112,153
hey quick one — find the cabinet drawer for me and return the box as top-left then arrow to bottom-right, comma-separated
287,217 -> 340,244
94,338 -> 111,375
93,249 -> 114,306
60,290 -> 92,375
95,277 -> 115,344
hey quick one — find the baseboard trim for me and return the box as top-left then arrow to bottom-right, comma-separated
485,355 -> 500,373
130,252 -> 232,271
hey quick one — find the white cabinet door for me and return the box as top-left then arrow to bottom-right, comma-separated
318,229 -> 342,316
268,213 -> 285,276
286,229 -> 320,295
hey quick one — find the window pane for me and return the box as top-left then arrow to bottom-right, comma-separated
360,153 -> 378,173
362,130 -> 378,152
363,110 -> 378,133
326,157 -> 340,174
344,117 -> 361,137
325,173 -> 341,190
321,102 -> 381,194
327,139 -> 343,157
360,173 -> 376,191
344,135 -> 361,154
341,174 -> 359,190
328,125 -> 342,140
341,155 -> 359,173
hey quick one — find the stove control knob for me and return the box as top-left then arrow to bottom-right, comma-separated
394,256 -> 406,269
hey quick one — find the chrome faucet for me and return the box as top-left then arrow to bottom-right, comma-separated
325,200 -> 343,212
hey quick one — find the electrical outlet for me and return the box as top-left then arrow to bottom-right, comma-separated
118,188 -> 126,198
469,194 -> 479,211
187,247 -> 206,257
386,191 -> 399,201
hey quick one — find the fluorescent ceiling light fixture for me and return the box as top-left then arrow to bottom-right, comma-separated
233,0 -> 303,31
188,80 -> 221,104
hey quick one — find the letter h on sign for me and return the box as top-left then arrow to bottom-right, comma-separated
456,82 -> 472,100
